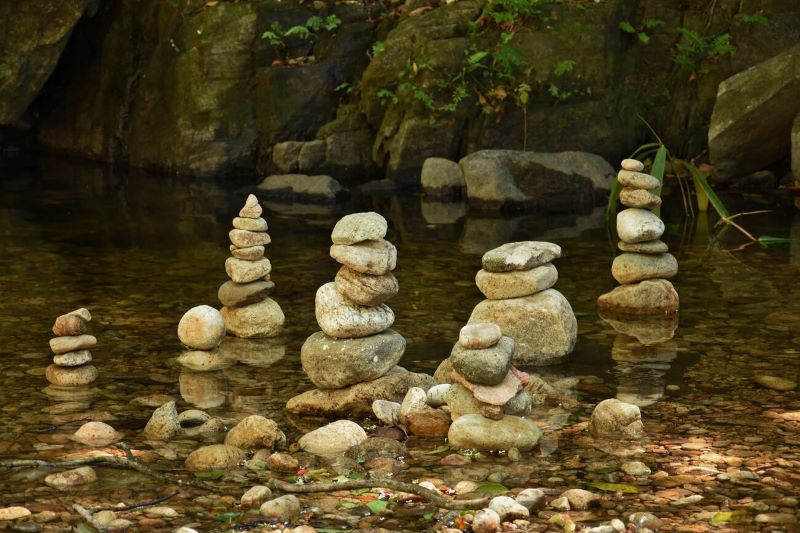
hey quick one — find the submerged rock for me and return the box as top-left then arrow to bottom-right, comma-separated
71,421 -> 122,447
220,298 -> 284,338
754,375 -> 797,391
224,415 -> 286,450
589,399 -> 644,439
298,420 -> 367,455
447,414 -> 542,451
259,495 -> 301,520
143,401 -> 181,440
44,466 -> 97,489
184,444 -> 246,471
597,279 -> 679,315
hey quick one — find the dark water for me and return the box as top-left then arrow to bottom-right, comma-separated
1,155 -> 799,531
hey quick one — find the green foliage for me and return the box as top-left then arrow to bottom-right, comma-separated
553,59 -> 576,76
741,13 -> 769,26
619,18 -> 664,44
673,28 -> 735,77
482,0 -> 556,27
261,14 -> 342,62
370,41 -> 386,57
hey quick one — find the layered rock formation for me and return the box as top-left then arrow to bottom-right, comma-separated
46,308 -> 97,387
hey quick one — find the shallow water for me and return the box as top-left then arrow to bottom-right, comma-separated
1,155 -> 799,531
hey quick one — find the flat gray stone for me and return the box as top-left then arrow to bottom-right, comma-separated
617,170 -> 659,189
481,241 -> 561,272
301,329 -> 406,389
49,335 -> 97,355
331,212 -> 387,245
330,239 -> 397,275
451,335 -> 515,386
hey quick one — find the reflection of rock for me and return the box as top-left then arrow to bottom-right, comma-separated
792,212 -> 800,265
179,371 -> 227,409
216,337 -> 286,367
420,198 -> 468,225
611,335 -> 677,366
262,201 -> 343,217
611,334 -> 677,407
460,216 -> 522,255
599,312 -> 678,346
539,208 -> 606,240
42,385 -> 97,402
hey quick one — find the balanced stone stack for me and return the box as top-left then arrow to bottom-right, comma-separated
218,195 -> 285,337
597,159 -> 679,315
287,212 -> 434,417
46,309 -> 98,387
445,323 -> 541,451
468,241 -> 577,366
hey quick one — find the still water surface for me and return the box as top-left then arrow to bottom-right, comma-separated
1,156 -> 799,531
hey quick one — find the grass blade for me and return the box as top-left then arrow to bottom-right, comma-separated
650,145 -> 667,217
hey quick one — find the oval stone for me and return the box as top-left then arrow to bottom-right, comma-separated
447,414 -> 542,451
185,444 -> 247,471
49,335 -> 97,355
52,314 -> 87,336
611,253 -> 678,284
218,280 -> 271,307
621,158 -> 645,172
330,240 -> 397,275
620,187 -> 661,209
225,257 -> 272,284
45,364 -> 97,386
232,217 -> 268,232
331,212 -> 388,245
53,350 -> 93,367
44,466 -> 97,489
229,245 -> 264,261
475,263 -> 558,300
229,229 -> 271,248
597,279 -> 679,315
178,305 -> 226,350
334,267 -> 398,306
617,240 -> 669,254
220,298 -> 284,338
301,329 -> 406,389
617,208 -> 665,243
617,170 -> 660,189
298,420 -> 367,455
459,322 -> 502,349
315,282 -> 394,338
451,336 -> 515,385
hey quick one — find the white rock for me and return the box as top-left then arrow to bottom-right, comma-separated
71,421 -> 123,447
426,384 -> 451,407
399,387 -> 428,424
331,212 -> 388,245
620,159 -> 644,172
515,488 -> 546,511
459,322 -> 502,349
372,400 -> 401,426
259,495 -> 301,520
472,508 -> 501,533
298,420 -> 367,455
315,282 -> 394,338
489,495 -> 530,520
177,305 -> 226,350
0,507 -> 31,521
616,208 -> 665,244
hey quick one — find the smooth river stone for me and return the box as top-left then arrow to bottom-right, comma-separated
597,279 -> 679,315
315,282 -> 394,338
445,382 -> 503,420
617,170 -> 660,190
229,245 -> 264,261
301,329 -> 406,389
298,420 -> 368,455
218,280 -> 271,307
233,217 -> 268,232
334,266 -> 398,306
618,240 -> 668,254
330,240 -> 397,275
178,305 -> 226,350
239,194 -> 263,218
452,367 -> 523,405
229,229 -> 271,248
459,322 -> 502,349
589,398 -> 644,439
475,263 -> 557,300
53,350 -> 92,367
225,257 -> 272,283
52,313 -> 88,336
617,208 -> 665,243
220,297 -> 284,338
611,253 -> 678,284
620,187 -> 661,209
450,336 -> 515,385
49,335 -> 97,355
185,444 -> 247,471
621,159 -> 645,172
447,414 -> 542,451
469,289 -> 577,366
46,364 -> 98,386
331,212 -> 388,245
481,241 -> 561,273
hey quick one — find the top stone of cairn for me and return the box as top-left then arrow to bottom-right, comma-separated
621,159 -> 645,172
239,194 -> 263,218
481,241 -> 561,273
331,212 -> 387,245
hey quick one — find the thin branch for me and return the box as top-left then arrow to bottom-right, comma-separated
715,210 -> 772,225
73,503 -> 107,532
94,491 -> 180,513
268,478 -> 489,511
636,114 -> 664,145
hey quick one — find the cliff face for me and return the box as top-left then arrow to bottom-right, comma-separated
3,0 -> 799,182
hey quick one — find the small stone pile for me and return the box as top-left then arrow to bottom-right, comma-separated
287,212 -> 434,417
46,308 -> 97,387
444,323 -> 541,451
597,159 -> 679,315
218,194 -> 285,338
468,241 -> 577,365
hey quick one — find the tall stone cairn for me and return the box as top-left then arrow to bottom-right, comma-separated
218,194 -> 285,337
46,308 -> 98,387
286,212 -> 434,417
597,159 -> 679,315
467,241 -> 577,366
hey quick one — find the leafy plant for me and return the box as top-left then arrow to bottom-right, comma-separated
673,28 -> 735,79
741,13 -> 769,26
480,0 -> 557,30
619,18 -> 664,44
370,41 -> 386,57
261,14 -> 342,63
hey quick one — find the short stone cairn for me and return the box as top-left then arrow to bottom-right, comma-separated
597,159 -> 679,315
218,194 -> 285,337
46,308 -> 97,387
468,241 -> 577,365
287,212 -> 434,417
444,322 -> 542,451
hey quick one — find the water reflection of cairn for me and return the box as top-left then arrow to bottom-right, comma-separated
218,194 -> 285,338
46,308 -> 98,388
597,158 -> 679,315
611,333 -> 677,407
287,212 -> 433,417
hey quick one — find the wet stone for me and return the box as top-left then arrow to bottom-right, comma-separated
754,375 -> 797,391
44,466 -> 97,489
217,280 -> 271,307
229,245 -> 264,261
617,169 -> 660,189
45,364 -> 97,386
52,350 -> 92,367
229,229 -> 271,248
52,313 -> 87,336
620,187 -> 662,209
475,263 -> 558,300
177,305 -> 226,350
611,253 -> 678,284
49,335 -> 96,355
481,241 -> 561,272
225,257 -> 272,284
232,217 -> 267,232
459,323 -> 502,349
184,444 -> 247,471
331,212 -> 388,245
450,335 -> 515,386
298,420 -> 367,455
330,239 -> 397,275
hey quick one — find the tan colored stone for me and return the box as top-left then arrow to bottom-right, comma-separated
225,257 -> 271,283
330,239 -> 397,275
229,229 -> 271,248
45,364 -> 97,386
52,314 -> 87,336
475,263 -> 557,299
49,334 -> 96,355
220,298 -> 284,338
229,245 -> 264,261
239,194 -> 263,218
620,187 -> 661,209
334,266 -> 398,306
617,169 -> 659,189
621,159 -> 644,172
315,282 -> 394,338
597,279 -> 679,315
233,217 -> 268,232
611,253 -> 678,284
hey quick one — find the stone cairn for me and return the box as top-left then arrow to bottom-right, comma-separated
46,308 -> 97,387
444,322 -> 542,451
597,159 -> 679,315
287,212 -> 434,417
218,194 -> 285,337
467,241 -> 577,366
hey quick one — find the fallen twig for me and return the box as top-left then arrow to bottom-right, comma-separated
96,490 -> 180,513
268,478 -> 489,511
73,503 -> 107,532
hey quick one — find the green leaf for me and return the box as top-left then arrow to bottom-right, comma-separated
214,512 -> 244,523
475,482 -> 509,495
676,158 -> 728,217
650,144 -> 667,217
427,444 -> 451,454
757,235 -> 798,245
619,21 -> 636,33
638,32 -> 650,44
587,481 -> 639,493
338,501 -> 357,509
711,509 -> 749,524
468,51 -> 490,65
423,512 -> 435,520
195,470 -> 225,480
366,499 -> 388,514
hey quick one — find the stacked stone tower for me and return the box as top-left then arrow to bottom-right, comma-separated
46,309 -> 97,387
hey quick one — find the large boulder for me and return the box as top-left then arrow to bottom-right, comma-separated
460,150 -> 614,211
709,43 -> 800,180
0,0 -> 91,124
